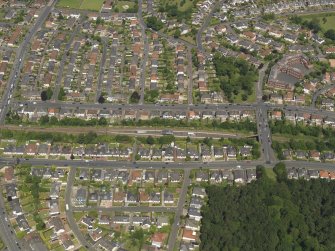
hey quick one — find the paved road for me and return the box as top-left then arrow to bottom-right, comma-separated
196,0 -> 223,50
0,1 -> 56,249
13,100 -> 255,112
167,169 -> 191,251
186,48 -> 194,104
138,0 -> 149,105
52,22 -> 82,101
95,38 -> 108,102
65,167 -> 94,251
1,157 -> 335,170
256,103 -> 275,163
72,206 -> 177,213
256,62 -> 269,101
311,83 -> 335,107
0,0 -> 56,125
0,180 -> 24,251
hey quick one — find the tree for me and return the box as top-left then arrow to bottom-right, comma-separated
174,28 -> 181,38
158,135 -> 175,145
58,87 -> 66,100
146,136 -> 155,145
325,29 -> 335,41
130,91 -> 140,103
273,162 -> 287,182
98,95 -> 105,104
203,137 -> 213,147
146,16 -> 164,31
70,153 -> 75,160
186,136 -> 191,143
46,87 -> 53,100
40,90 -> 48,101
135,154 -> 141,161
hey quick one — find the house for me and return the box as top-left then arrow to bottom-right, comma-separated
126,192 -> 138,203
89,228 -> 103,242
149,192 -> 161,204
100,191 -> 113,207
287,168 -> 299,179
81,216 -> 94,229
216,110 -> 229,121
188,207 -> 202,221
157,170 -> 168,183
226,146 -> 237,159
309,150 -> 320,161
132,216 -> 151,228
296,150 -> 307,159
182,229 -> 198,242
190,196 -> 203,209
49,199 -> 60,216
5,183 -> 17,200
75,187 -> 87,206
307,169 -> 319,179
185,218 -> 200,232
240,146 -> 252,157
10,198 -> 23,216
246,169 -> 256,183
233,169 -> 247,183
163,191 -> 174,204
156,216 -> 169,229
272,110 -> 282,120
151,233 -> 167,248
25,143 -> 37,155
4,166 -> 14,182
98,214 -> 110,225
319,170 -> 329,179
169,172 -> 181,183
210,170 -> 222,183
49,217 -> 65,235
16,215 -> 31,232
50,182 -> 61,199
192,187 -> 206,199
196,171 -> 208,182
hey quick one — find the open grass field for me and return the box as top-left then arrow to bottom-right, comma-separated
264,168 -> 276,181
114,1 -> 135,12
57,0 -> 104,11
300,12 -> 335,31
81,0 -> 104,11
57,0 -> 82,9
160,0 -> 194,12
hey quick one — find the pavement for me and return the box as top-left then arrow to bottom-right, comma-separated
1,157 -> 335,170
72,206 -> 177,213
167,169 -> 190,251
0,0 -> 56,125
311,83 -> 335,107
186,48 -> 194,104
138,0 -> 149,105
65,167 -> 94,251
0,182 -> 24,251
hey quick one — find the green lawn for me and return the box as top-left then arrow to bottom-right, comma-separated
57,0 -> 103,11
114,1 -> 135,12
81,0 -> 104,11
57,0 -> 82,9
160,0 -> 193,12
264,168 -> 276,181
300,12 -> 335,31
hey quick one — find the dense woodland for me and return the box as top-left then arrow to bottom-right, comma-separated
213,54 -> 258,102
201,164 -> 335,251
